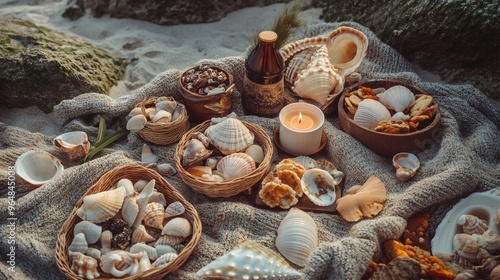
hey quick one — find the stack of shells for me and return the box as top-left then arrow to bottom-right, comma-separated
126,97 -> 187,132
181,115 -> 265,181
67,178 -> 192,279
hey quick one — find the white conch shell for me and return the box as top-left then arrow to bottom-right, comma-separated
152,252 -> 178,267
182,138 -> 213,167
53,131 -> 90,161
74,221 -> 102,244
132,179 -> 156,230
377,85 -> 416,112
126,114 -> 147,132
196,240 -> 302,279
69,232 -> 88,254
292,45 -> 344,105
141,143 -> 158,164
204,118 -> 255,155
130,243 -> 158,260
353,99 -> 391,129
152,110 -> 172,123
245,144 -> 265,164
164,201 -> 185,219
69,251 -> 100,280
131,224 -> 156,244
121,196 -> 139,227
143,202 -> 165,230
392,152 -> 420,182
301,168 -> 337,206
76,186 -> 126,223
161,217 -> 192,237
276,208 -> 318,267
216,152 -> 256,180
15,150 -> 64,186
326,26 -> 369,78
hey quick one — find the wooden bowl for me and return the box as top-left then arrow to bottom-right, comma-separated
338,80 -> 441,158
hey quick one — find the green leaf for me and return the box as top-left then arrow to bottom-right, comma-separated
84,129 -> 129,163
93,116 -> 107,148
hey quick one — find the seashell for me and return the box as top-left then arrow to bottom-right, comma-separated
74,221 -> 102,244
353,99 -> 391,129
143,202 -> 165,230
314,159 -> 344,186
292,156 -> 316,170
76,186 -> 126,223
216,152 -> 256,180
85,247 -> 102,260
133,179 -> 149,192
495,208 -> 500,225
392,152 -> 420,182
477,229 -> 500,253
172,244 -> 185,254
164,201 -> 185,219
204,118 -> 255,155
116,178 -> 135,197
392,111 -> 410,121
100,250 -> 151,277
453,233 -> 481,264
369,256 -> 422,280
292,45 -> 344,105
155,99 -> 178,114
377,85 -> 416,112
154,234 -> 185,247
130,243 -> 158,260
192,131 -> 211,147
126,114 -> 147,132
245,144 -> 264,164
100,230 -> 113,256
157,163 -> 176,176
15,150 -> 64,186
152,252 -> 178,267
284,47 -> 318,86
276,208 -> 318,267
196,240 -> 302,279
491,264 -> 500,280
161,217 -> 192,237
301,168 -> 337,206
69,232 -> 88,254
259,178 -> 298,209
128,107 -> 143,117
70,251 -> 100,280
152,110 -> 172,123
149,191 -> 167,207
122,196 -> 139,227
132,179 -> 156,230
262,169 -> 303,198
145,107 -> 157,120
276,158 -> 307,178
182,139 -> 213,167
53,131 -> 90,161
345,72 -> 362,86
110,219 -> 132,250
141,143 -> 158,164
457,214 -> 489,235
186,165 -> 212,177
155,245 -> 177,256
171,103 -> 186,122
131,224 -> 156,244
205,156 -> 221,170
325,26 -> 369,78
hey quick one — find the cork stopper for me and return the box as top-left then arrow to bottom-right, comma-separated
258,31 -> 278,43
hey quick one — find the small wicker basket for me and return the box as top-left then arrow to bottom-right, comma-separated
136,96 -> 190,145
55,163 -> 202,280
174,120 -> 273,198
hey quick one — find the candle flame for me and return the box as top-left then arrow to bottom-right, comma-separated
299,112 -> 302,124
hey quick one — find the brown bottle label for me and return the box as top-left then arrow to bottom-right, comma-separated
242,75 -> 284,117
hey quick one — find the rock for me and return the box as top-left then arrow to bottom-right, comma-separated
0,17 -> 126,113
369,257 -> 422,280
313,0 -> 500,99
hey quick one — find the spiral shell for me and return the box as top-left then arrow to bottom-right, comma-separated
143,202 -> 165,230
69,232 -> 88,254
131,224 -> 156,244
457,214 -> 489,235
216,152 -> 256,180
152,252 -> 178,267
70,252 -> 100,280
204,118 -> 254,155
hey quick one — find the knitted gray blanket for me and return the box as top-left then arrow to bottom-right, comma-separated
0,22 -> 499,280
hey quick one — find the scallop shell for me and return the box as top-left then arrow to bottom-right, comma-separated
131,224 -> 156,244
301,168 -> 337,206
392,152 -> 420,182
204,118 -> 255,155
53,131 -> 90,161
152,252 -> 178,267
154,234 -> 185,247
164,201 -> 185,219
126,114 -> 147,131
143,202 -> 165,230
141,143 -> 158,164
477,229 -> 500,253
70,251 -> 100,280
196,240 -> 302,279
161,217 -> 192,237
130,243 -> 158,260
74,221 -> 102,244
292,156 -> 316,170
457,214 -> 489,235
216,152 -> 256,180
325,26 -> 369,78
76,186 -> 126,223
15,150 -> 64,186
377,85 -> 416,112
69,232 -> 88,254
276,208 -> 318,267
182,139 -> 213,167
245,144 -> 265,164
121,196 -> 139,227
353,99 -> 391,129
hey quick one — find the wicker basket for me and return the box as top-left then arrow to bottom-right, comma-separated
136,96 -> 190,145
55,163 -> 202,280
174,120 -> 273,198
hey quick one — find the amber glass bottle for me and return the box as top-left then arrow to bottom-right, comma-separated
242,31 -> 285,117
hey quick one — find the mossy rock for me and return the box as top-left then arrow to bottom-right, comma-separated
314,0 -> 500,99
0,17 -> 127,113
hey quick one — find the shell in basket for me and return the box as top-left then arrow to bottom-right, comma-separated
55,163 -> 202,280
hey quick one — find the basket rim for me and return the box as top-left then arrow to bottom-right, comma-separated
55,162 -> 202,280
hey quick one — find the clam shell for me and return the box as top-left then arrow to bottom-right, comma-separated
204,118 -> 254,155
130,243 -> 158,260
69,251 -> 100,280
69,232 -> 88,254
128,107 -> 143,117
74,221 -> 102,244
392,152 -> 420,182
131,224 -> 156,244
126,114 -> 147,131
245,144 -> 265,164
195,240 -> 302,279
155,99 -> 178,114
15,150 -> 64,186
76,186 -> 126,223
164,201 -> 185,219
377,85 -> 415,112
161,217 -> 192,237
182,139 -> 213,167
141,143 -> 158,164
133,179 -> 149,192
216,152 -> 256,180
353,99 -> 391,129
152,252 -> 178,267
326,26 -> 369,78
152,110 -> 172,123
53,131 -> 90,161
301,168 -> 337,206
276,208 -> 318,267
143,202 -> 165,230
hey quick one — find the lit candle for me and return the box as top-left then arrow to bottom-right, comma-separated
284,111 -> 318,131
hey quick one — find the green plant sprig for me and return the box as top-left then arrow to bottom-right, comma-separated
82,116 -> 129,163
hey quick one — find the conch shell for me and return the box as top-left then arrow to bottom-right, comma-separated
54,131 -> 91,161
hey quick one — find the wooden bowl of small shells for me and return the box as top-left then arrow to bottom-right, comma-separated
178,64 -> 235,123
338,80 -> 441,158
126,96 -> 190,146
174,115 -> 273,198
55,163 -> 202,280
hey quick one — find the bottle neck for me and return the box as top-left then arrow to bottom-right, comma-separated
245,40 -> 284,85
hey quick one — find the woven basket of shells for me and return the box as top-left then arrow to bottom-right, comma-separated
127,96 -> 190,146
55,163 -> 202,280
174,116 -> 273,198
